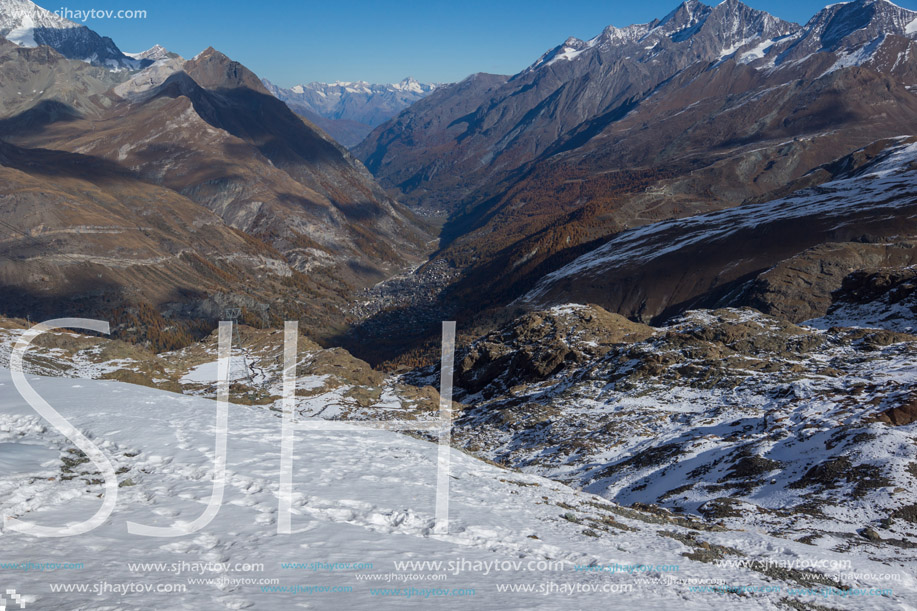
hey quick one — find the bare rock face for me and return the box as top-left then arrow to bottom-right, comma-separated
873,395 -> 917,427
742,241 -> 917,322
183,47 -> 271,93
0,38 -> 125,117
456,304 -> 654,395
834,267 -> 917,306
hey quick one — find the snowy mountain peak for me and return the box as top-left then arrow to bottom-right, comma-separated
773,0 -> 917,64
661,0 -> 710,23
392,76 -> 434,93
811,0 -> 916,37
125,44 -> 174,62
265,77 -> 437,123
701,0 -> 798,54
0,0 -> 79,45
0,0 -> 139,68
262,76 -> 439,146
528,0 -> 797,71
524,0 -> 915,76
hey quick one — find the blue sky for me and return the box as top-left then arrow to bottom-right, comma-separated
35,0 -> 917,85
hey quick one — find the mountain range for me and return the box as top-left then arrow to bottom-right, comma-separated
350,0 -> 917,360
263,77 -> 437,147
2,0 -> 915,360
2,0 -> 917,604
0,6 -> 432,349
358,0 -> 917,213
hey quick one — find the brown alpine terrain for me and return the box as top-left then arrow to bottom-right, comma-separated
520,138 -> 917,322
0,36 -> 431,348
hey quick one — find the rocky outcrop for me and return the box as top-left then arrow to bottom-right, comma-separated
873,394 -> 917,427
456,304 -> 654,395
806,265 -> 917,333
741,241 -> 917,322
445,305 -> 917,552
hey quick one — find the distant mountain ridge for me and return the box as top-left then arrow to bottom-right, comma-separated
357,0 -> 917,214
263,77 -> 438,147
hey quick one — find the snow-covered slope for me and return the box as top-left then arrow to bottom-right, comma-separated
422,303 -> 917,569
2,319 -> 917,607
0,0 -> 74,46
8,369 -> 912,608
0,318 -> 441,419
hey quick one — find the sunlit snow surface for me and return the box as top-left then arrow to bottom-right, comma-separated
2,370 -> 915,609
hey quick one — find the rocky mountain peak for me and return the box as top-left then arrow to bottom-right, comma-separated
698,0 -> 799,50
454,304 -> 655,395
773,0 -> 917,63
126,44 -> 175,62
815,0 -> 916,48
659,0 -> 712,33
184,47 -> 269,93
526,0 -> 797,73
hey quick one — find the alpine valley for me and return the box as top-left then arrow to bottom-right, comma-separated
1,0 -> 917,609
